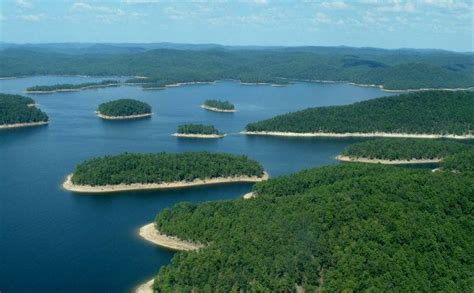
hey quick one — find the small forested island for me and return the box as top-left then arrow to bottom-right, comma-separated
96,99 -> 152,120
337,138 -> 471,164
174,124 -> 225,138
441,149 -> 474,173
63,152 -> 267,193
201,99 -> 236,112
0,93 -> 49,129
143,163 -> 472,292
244,91 -> 474,138
25,80 -> 120,93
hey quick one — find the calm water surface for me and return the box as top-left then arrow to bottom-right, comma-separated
0,76 -> 393,292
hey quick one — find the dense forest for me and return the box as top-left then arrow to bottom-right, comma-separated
246,91 -> 474,135
442,149 -> 474,173
26,80 -> 119,92
97,99 -> 151,117
1,46 -> 472,90
177,124 -> 221,135
152,163 -> 473,291
340,138 -> 471,160
0,93 -> 48,125
203,99 -> 235,110
71,152 -> 264,186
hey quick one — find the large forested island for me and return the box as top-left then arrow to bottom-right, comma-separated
0,93 -> 49,129
1,45 -> 473,90
25,80 -> 119,93
174,124 -> 225,138
245,91 -> 474,138
63,152 -> 267,193
96,99 -> 152,120
337,138 -> 471,164
142,163 -> 473,292
201,99 -> 236,112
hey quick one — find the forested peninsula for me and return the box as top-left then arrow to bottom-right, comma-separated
0,93 -> 49,129
25,80 -> 119,93
174,124 -> 224,138
201,99 -> 235,112
63,152 -> 267,193
245,91 -> 474,138
337,138 -> 471,164
441,149 -> 474,173
96,99 -> 152,120
1,46 -> 473,90
146,163 -> 473,292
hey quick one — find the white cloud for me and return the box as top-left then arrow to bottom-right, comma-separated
377,0 -> 416,12
19,13 -> 45,22
421,0 -> 470,10
0,13 -> 6,21
16,0 -> 33,9
320,1 -> 350,10
71,1 -> 144,23
121,0 -> 161,4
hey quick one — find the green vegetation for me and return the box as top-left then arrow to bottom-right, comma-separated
340,138 -> 471,160
26,80 -> 119,92
442,149 -> 474,172
0,93 -> 48,125
203,99 -> 235,110
153,163 -> 473,291
97,99 -> 151,117
2,46 -> 472,90
246,91 -> 474,136
177,124 -> 222,135
71,152 -> 264,186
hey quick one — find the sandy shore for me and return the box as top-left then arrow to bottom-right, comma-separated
135,278 -> 154,293
0,121 -> 48,129
201,105 -> 236,113
336,155 -> 441,165
173,133 -> 225,139
95,111 -> 153,120
62,172 -> 269,193
139,223 -> 204,251
241,131 -> 474,140
243,192 -> 256,199
166,81 -> 215,87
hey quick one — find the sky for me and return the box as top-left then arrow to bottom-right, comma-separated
0,0 -> 472,52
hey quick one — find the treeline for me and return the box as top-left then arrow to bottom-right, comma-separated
97,99 -> 151,117
0,93 -> 48,125
71,152 -> 264,186
203,99 -> 235,110
177,124 -> 221,135
26,80 -> 119,92
2,47 -> 472,90
246,91 -> 474,135
340,138 -> 471,160
153,163 -> 473,291
442,149 -> 474,172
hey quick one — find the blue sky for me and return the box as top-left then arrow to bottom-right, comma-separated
0,0 -> 472,51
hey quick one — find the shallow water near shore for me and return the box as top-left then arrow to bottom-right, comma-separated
1,76 -> 396,292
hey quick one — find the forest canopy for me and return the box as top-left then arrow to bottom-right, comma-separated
0,93 -> 48,125
203,99 -> 235,110
26,80 -> 119,92
71,152 -> 265,186
177,124 -> 221,135
152,163 -> 473,291
340,138 -> 472,160
246,91 -> 474,136
441,149 -> 474,173
97,99 -> 151,117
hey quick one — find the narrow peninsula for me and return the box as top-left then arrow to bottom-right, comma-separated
337,138 -> 471,164
201,99 -> 236,112
25,80 -> 120,93
0,93 -> 49,129
63,152 -> 268,193
96,99 -> 152,120
173,123 -> 225,138
244,91 -> 474,139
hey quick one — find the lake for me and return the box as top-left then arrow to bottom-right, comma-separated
0,76 -> 393,292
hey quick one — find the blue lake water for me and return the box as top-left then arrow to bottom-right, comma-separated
0,76 -> 393,292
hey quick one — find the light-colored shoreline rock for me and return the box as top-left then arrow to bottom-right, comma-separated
243,192 -> 256,199
95,111 -> 152,120
241,131 -> 474,140
139,223 -> 204,251
201,105 -> 236,113
172,133 -> 225,139
0,121 -> 48,129
336,155 -> 441,165
62,172 -> 269,193
135,278 -> 154,293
